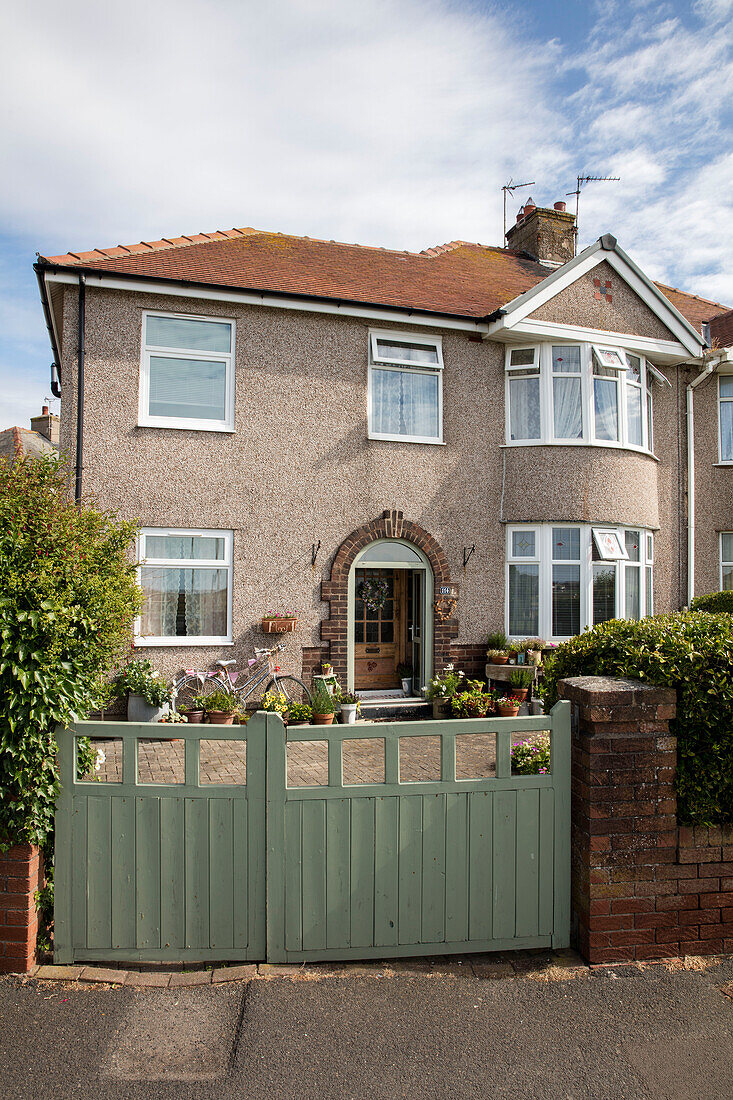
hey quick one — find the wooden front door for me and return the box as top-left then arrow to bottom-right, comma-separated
354,569 -> 405,690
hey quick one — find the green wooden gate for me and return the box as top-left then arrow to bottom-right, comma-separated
54,721 -> 265,964
55,702 -> 570,964
265,701 -> 570,962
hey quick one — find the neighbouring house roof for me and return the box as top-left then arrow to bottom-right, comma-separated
40,227 -> 730,333
0,426 -> 57,461
710,307 -> 733,349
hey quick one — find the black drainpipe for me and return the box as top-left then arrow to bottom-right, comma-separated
74,275 -> 86,503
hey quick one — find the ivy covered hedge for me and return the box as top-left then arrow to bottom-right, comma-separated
542,613 -> 733,825
0,455 -> 141,847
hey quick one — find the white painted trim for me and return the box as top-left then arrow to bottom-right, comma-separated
720,532 -> 733,592
367,329 -> 444,445
604,251 -> 702,354
370,329 -> 444,369
138,309 -> 235,432
44,270 -> 490,334
498,320 -> 691,363
135,527 -> 234,645
43,272 -> 64,363
718,374 -> 733,464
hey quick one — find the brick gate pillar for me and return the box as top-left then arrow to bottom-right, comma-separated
557,676 -> 678,964
0,843 -> 44,973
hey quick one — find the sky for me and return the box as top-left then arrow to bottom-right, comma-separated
1,0 -> 731,428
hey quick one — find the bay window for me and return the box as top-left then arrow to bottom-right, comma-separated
136,528 -> 233,645
368,330 -> 443,444
505,343 -> 662,453
140,311 -> 235,431
506,524 -> 655,642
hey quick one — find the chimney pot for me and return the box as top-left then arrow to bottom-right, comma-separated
554,201 -> 566,212
41,404 -> 49,415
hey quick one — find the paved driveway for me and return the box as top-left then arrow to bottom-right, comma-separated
83,728 -> 549,786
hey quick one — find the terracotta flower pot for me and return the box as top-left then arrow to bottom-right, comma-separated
185,710 -> 204,724
511,687 -> 530,702
312,713 -> 335,725
497,704 -> 520,717
207,712 -> 234,725
490,654 -> 509,665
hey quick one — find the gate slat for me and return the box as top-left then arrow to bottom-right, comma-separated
492,791 -> 516,940
398,795 -> 422,945
445,793 -> 469,943
374,797 -> 399,947
515,789 -> 540,938
160,798 -> 185,951
301,800 -> 327,951
233,798 -> 250,950
468,792 -> 493,941
538,788 -> 555,936
326,800 -> 351,949
421,793 -> 446,943
111,797 -> 135,950
350,798 -> 375,947
185,798 -> 210,949
86,796 -> 111,949
210,799 -> 234,950
136,796 -> 161,949
71,797 -> 87,950
284,801 -> 302,952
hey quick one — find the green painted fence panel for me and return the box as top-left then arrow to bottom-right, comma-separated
159,798 -> 185,951
398,795 -> 422,945
349,798 -> 375,948
445,793 -> 469,943
468,791 -> 493,941
111,797 -> 135,950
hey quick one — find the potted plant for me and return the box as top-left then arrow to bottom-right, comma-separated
158,711 -> 187,724
110,658 -> 172,722
509,668 -> 533,703
339,691 -> 361,725
496,695 -> 522,717
287,702 -> 312,727
261,689 -> 289,718
183,692 -> 209,724
525,639 -> 545,666
425,664 -> 464,720
486,631 -> 509,665
204,688 -> 238,725
261,611 -> 298,633
451,681 -> 495,718
311,680 -> 336,725
397,662 -> 413,696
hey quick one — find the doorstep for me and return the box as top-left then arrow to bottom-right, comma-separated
359,697 -> 431,721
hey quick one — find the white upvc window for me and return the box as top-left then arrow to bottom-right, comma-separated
505,342 -> 659,454
139,311 -> 235,431
718,376 -> 733,462
368,330 -> 444,444
721,533 -> 733,591
135,528 -> 233,646
506,523 -> 655,642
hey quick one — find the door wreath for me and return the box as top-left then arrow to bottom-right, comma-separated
357,578 -> 390,612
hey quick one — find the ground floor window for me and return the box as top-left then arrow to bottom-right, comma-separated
721,533 -> 733,591
136,528 -> 233,645
506,523 -> 654,642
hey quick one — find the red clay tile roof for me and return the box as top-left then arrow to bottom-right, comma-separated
41,227 -> 731,330
710,308 -> 733,348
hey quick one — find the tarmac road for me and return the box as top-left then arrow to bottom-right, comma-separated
2,957 -> 733,1099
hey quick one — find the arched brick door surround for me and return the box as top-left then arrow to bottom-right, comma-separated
320,510 -> 458,684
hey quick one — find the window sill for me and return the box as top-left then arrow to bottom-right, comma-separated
134,638 -> 234,647
137,419 -> 235,433
501,441 -> 659,462
713,463 -> 733,468
368,433 -> 445,446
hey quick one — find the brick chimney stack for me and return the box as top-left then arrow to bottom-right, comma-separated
30,405 -> 60,447
505,199 -> 576,268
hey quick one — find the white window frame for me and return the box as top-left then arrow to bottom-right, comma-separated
720,532 -> 733,590
718,374 -> 733,464
368,328 -> 444,445
505,523 -> 655,643
139,310 -> 236,432
135,527 -> 234,646
504,342 -> 658,455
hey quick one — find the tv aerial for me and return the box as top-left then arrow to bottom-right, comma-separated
566,174 -> 620,249
501,179 -> 535,247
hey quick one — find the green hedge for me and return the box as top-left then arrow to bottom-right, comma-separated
690,591 -> 733,613
542,613 -> 733,825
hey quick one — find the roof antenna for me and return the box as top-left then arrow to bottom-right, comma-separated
502,179 -> 535,247
566,174 -> 620,253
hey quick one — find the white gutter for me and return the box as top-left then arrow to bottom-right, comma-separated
687,356 -> 719,604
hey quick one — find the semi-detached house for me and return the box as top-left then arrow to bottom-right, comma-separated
35,201 -> 733,695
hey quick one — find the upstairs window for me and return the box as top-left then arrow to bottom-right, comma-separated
719,376 -> 733,462
368,330 -> 443,444
140,312 -> 235,431
506,343 -> 660,453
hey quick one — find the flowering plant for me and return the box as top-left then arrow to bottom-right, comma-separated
158,711 -> 188,724
203,688 -> 238,714
511,733 -> 551,775
110,658 -> 171,707
287,702 -> 312,722
424,663 -> 464,701
262,611 -> 297,620
261,690 -> 289,715
451,681 -> 495,718
357,578 -> 390,612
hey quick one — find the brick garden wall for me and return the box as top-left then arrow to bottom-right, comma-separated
560,675 -> 733,964
0,843 -> 44,974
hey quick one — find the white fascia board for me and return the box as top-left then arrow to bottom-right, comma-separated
43,270 -> 490,335
504,319 -> 691,364
43,272 -> 64,362
486,236 -> 705,358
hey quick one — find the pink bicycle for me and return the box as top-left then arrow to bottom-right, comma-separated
172,643 -> 311,712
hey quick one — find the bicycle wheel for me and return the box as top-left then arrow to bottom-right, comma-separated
172,674 -> 222,712
265,675 -> 312,706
